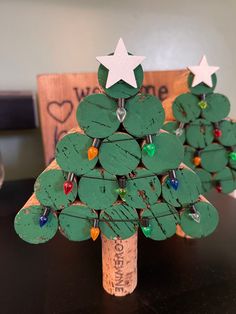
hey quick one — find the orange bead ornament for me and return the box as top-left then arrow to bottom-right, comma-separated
193,156 -> 201,166
90,226 -> 100,241
88,146 -> 98,160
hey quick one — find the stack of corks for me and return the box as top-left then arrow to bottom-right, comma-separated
163,56 -> 236,195
14,42 -> 219,296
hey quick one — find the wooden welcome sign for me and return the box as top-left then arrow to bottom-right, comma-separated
37,70 -> 188,165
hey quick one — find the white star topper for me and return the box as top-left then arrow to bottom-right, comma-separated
188,55 -> 219,88
96,38 -> 145,88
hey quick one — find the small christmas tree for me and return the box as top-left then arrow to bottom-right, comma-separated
163,56 -> 236,195
14,40 -> 219,296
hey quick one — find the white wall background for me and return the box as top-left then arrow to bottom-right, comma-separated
0,0 -> 235,180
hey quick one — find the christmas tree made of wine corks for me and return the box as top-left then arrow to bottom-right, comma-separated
14,40 -> 219,296
163,56 -> 236,195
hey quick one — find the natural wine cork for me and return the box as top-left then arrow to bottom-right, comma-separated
102,232 -> 138,296
22,193 -> 40,208
162,97 -> 175,121
176,224 -> 192,239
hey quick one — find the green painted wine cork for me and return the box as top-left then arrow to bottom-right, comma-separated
78,168 -> 118,209
202,93 -> 230,122
99,133 -> 141,175
122,94 -> 165,137
214,167 -> 236,193
56,132 -> 97,176
172,93 -> 200,123
186,119 -> 214,148
183,145 -> 196,170
99,203 -> 138,240
124,168 -> 161,209
188,73 -> 217,95
180,201 -> 219,238
195,168 -> 213,194
34,169 -> 77,210
218,120 -> 236,146
59,204 -> 98,241
201,143 -> 228,173
14,206 -> 58,244
162,168 -> 202,207
76,94 -> 119,138
141,202 -> 180,240
232,170 -> 236,190
162,121 -> 186,144
142,133 -> 184,174
97,63 -> 143,99
228,148 -> 236,169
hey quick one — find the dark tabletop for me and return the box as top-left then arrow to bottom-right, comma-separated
0,179 -> 236,314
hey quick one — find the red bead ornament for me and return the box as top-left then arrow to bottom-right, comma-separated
216,185 -> 222,193
214,128 -> 222,138
63,181 -> 74,195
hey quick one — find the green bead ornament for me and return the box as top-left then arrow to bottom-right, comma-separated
143,143 -> 156,157
116,188 -> 127,200
141,225 -> 152,238
198,100 -> 208,109
229,151 -> 236,161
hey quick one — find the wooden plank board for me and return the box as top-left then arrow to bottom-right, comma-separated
37,70 -> 188,165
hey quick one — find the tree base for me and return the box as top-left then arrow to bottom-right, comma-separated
101,232 -> 138,296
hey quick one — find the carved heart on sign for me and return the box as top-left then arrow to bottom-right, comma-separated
47,100 -> 73,123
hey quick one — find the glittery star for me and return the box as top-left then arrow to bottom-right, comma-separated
188,55 -> 219,88
96,38 -> 145,88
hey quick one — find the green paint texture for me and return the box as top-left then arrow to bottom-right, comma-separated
14,206 -> 58,244
77,93 -> 119,138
